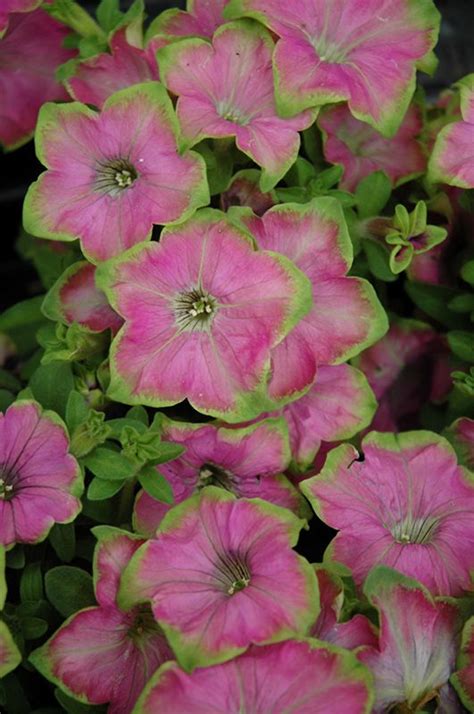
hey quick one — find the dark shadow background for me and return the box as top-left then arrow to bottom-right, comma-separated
1,0 -> 473,313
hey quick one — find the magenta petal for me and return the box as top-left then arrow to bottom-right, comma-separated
359,567 -> 459,713
447,417 -> 474,470
137,640 -> 373,713
0,9 -> 75,149
0,0 -> 41,36
120,489 -> 318,670
0,401 -> 82,548
93,528 -> 145,608
150,0 -> 227,39
452,617 -> 474,711
67,29 -> 159,109
301,431 -> 474,596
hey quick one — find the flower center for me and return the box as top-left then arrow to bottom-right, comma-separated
311,37 -> 347,64
391,515 -> 440,545
174,288 -> 217,332
198,462 -> 236,492
95,158 -> 138,195
127,605 -> 159,644
216,101 -> 250,126
214,552 -> 251,597
0,467 -> 15,500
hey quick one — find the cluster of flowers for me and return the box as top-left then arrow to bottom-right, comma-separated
1,0 -> 474,712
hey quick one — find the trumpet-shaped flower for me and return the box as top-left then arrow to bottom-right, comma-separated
30,528 -> 172,714
358,567 -> 460,713
157,21 -> 315,190
67,29 -> 160,109
0,401 -> 82,549
225,0 -> 440,136
97,210 -> 312,421
43,262 -> 123,334
0,9 -> 74,149
135,640 -> 373,713
234,198 -> 388,404
429,74 -> 474,188
133,417 -> 301,535
119,488 -> 318,670
319,104 -> 425,192
23,83 -> 209,263
301,431 -> 474,596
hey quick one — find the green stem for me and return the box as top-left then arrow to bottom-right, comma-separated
116,478 -> 136,527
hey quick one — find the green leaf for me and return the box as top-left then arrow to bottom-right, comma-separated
461,260 -> 474,286
0,389 -> 15,411
87,477 -> 125,501
448,330 -> 474,363
0,296 -> 47,356
363,239 -> 397,282
138,465 -> 174,504
448,293 -> 474,314
20,617 -> 48,640
29,362 -> 74,418
406,283 -> 470,329
83,447 -> 136,480
45,566 -> 95,617
66,391 -> 89,432
96,0 -> 122,32
106,417 -> 148,439
151,441 -> 185,465
49,523 -> 76,563
0,368 -> 21,392
55,688 -> 106,714
126,405 -> 149,425
6,545 -> 25,570
356,171 -> 392,219
20,563 -> 43,603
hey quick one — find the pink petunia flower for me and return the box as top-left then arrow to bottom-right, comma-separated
157,21 -> 316,190
301,431 -> 474,596
353,318 -> 451,432
225,0 -> 440,135
119,488 -> 318,670
319,104 -> 426,192
97,209 -> 311,421
311,566 -> 378,650
447,417 -> 474,470
30,528 -> 172,714
67,28 -> 160,109
232,198 -> 388,404
133,416 -> 302,536
0,0 -> 40,36
358,567 -> 460,713
0,8 -> 75,149
0,401 -> 82,549
0,547 -> 21,678
42,261 -> 123,334
148,0 -> 227,40
220,169 -> 277,215
135,640 -> 374,713
452,616 -> 474,711
429,74 -> 474,188
23,82 -> 209,263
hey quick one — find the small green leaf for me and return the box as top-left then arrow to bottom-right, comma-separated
0,296 -> 47,356
6,545 -> 25,570
20,617 -> 48,640
49,523 -> 76,563
20,563 -> 43,603
83,447 -> 136,480
29,362 -> 74,418
363,239 -> 397,282
55,688 -> 107,713
126,405 -> 149,425
356,171 -> 391,219
45,566 -> 95,618
151,441 -> 185,465
138,465 -> 174,504
96,0 -> 122,32
448,330 -> 474,363
461,260 -> 474,286
0,389 -> 15,411
87,477 -> 125,501
406,283 -> 470,329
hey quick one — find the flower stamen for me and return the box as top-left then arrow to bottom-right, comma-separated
174,288 -> 217,332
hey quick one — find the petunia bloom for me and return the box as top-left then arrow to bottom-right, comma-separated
0,0 -> 40,36
232,198 -> 388,404
0,8 -> 75,149
119,488 -> 318,670
42,261 -> 123,334
301,430 -> 474,596
97,209 -> 312,421
135,639 -> 374,713
23,83 -> 209,263
452,617 -> 474,711
446,417 -> 474,470
0,547 -> 21,678
319,104 -> 426,192
429,74 -> 474,188
157,21 -> 316,190
148,0 -> 227,40
358,567 -> 460,713
0,401 -> 82,549
311,566 -> 378,650
133,416 -> 302,536
67,28 -> 160,109
225,0 -> 440,135
30,528 -> 172,714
